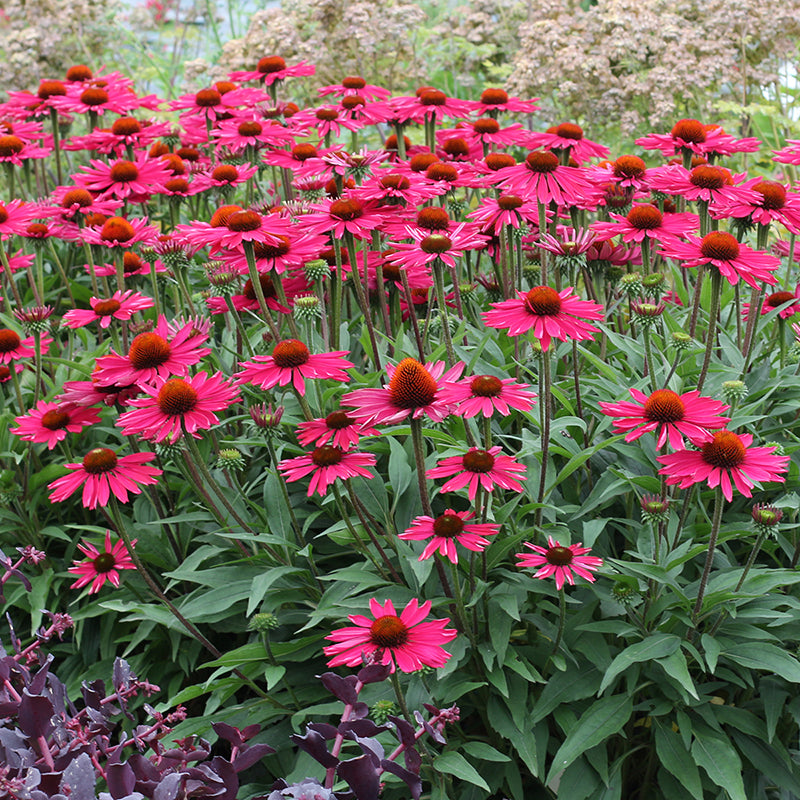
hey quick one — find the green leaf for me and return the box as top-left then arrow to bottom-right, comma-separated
729,730 -> 800,796
724,642 -> 800,683
531,669 -> 599,724
599,634 -> 681,695
760,677 -> 789,743
263,665 -> 285,690
433,751 -> 490,791
247,567 -> 304,615
546,694 -> 633,784
657,649 -> 699,700
701,634 -> 721,673
691,735 -> 746,800
654,723 -> 703,799
461,741 -> 511,763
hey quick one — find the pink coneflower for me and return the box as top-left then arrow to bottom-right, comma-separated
235,340 -> 353,394
0,328 -> 51,364
516,537 -> 603,590
68,530 -> 137,594
262,142 -> 331,178
296,410 -> 380,449
55,82 -> 143,116
64,117 -> 173,157
773,139 -> 800,165
591,204 -> 698,244
467,193 -> 540,234
81,215 -> 159,248
11,400 -> 101,449
62,290 -> 154,329
290,105 -> 364,141
74,156 -> 173,203
386,223 -> 488,271
710,179 -> 800,233
588,155 -> 651,193
278,445 -> 376,497
67,530 -> 138,594
342,357 -> 463,426
178,207 -> 284,254
323,597 -> 457,672
302,195 -> 386,240
115,372 -> 240,443
213,116 -> 297,154
526,122 -> 609,164
206,271 -> 303,314
635,118 -> 711,157
318,76 -> 390,101
745,285 -> 800,319
483,286 -> 604,350
426,446 -> 526,501
48,447 -> 162,509
439,118 -> 532,152
657,430 -> 789,502
192,163 -> 259,194
659,232 -> 779,288
466,87 -> 539,116
648,164 -> 759,206
438,374 -> 537,418
389,89 -> 473,125
496,150 -> 594,206
0,200 -> 41,238
0,134 -> 49,166
94,316 -> 211,387
44,185 -> 122,223
399,509 -> 499,563
357,169 -> 440,207
58,374 -> 138,407
228,56 -> 316,85
599,388 -> 730,450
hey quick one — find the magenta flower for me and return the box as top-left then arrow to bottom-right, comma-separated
81,216 -> 159,249
483,286 -> 604,350
466,87 -> 539,116
74,156 -> 173,202
438,374 -> 537,418
116,372 -> 240,444
278,445 -> 376,497
302,196 -> 386,241
591,204 -> 698,244
69,530 -> 137,594
516,537 -> 603,590
386,223 -> 488,271
296,410 -> 380,450
399,509 -> 499,563
525,122 -> 609,164
660,232 -> 779,288
0,328 -> 52,364
342,357 -> 463,426
235,340 -> 353,395
62,290 -> 155,329
0,200 -> 41,239
648,163 -> 759,206
496,150 -> 594,206
745,285 -> 800,320
657,430 -> 789,502
12,401 -> 101,450
323,597 -> 457,672
599,388 -> 730,450
710,179 -> 800,233
48,448 -> 162,509
426,446 -> 526,501
228,56 -> 315,85
95,316 -> 211,388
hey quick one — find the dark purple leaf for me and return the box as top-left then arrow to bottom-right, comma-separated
337,755 -> 380,800
212,722 -> 242,747
290,729 -> 338,768
29,656 -> 53,694
351,702 -> 369,720
107,761 -> 136,799
319,673 -> 358,705
307,722 -> 338,739
403,746 -> 421,774
0,700 -> 19,716
60,753 -> 96,800
81,680 -> 105,711
231,743 -> 274,773
388,716 -> 416,749
240,724 -> 260,742
350,734 -> 383,765
153,772 -> 184,800
414,711 -> 445,744
356,663 -> 392,685
381,760 -> 422,800
209,755 -> 238,800
341,720 -> 387,738
18,690 -> 54,739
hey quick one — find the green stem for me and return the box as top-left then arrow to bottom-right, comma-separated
696,269 -> 722,393
691,486 -> 725,624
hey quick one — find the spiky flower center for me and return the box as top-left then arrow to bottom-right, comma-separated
497,194 -> 524,210
525,286 -> 562,316
252,236 -> 291,258
66,64 -> 93,81
701,430 -> 746,469
257,56 -> 287,73
82,447 -> 118,474
210,205 -> 242,227
61,188 -> 94,208
238,120 -> 263,136
643,389 -> 685,422
433,512 -> 465,538
613,155 -> 646,179
417,206 -> 450,230
485,153 -> 516,171
272,339 -> 310,368
291,143 -> 318,161
753,180 -> 786,210
426,163 -> 458,182
410,153 -> 438,173
123,252 -> 143,273
546,545 -> 574,566
128,332 -> 171,369
243,273 -> 276,300
627,204 -> 663,230
555,122 -> 583,140
26,223 -> 49,238
420,234 -> 452,254
38,80 -> 66,99
212,164 -> 238,182
526,151 -> 559,174
330,198 -> 363,220
165,177 -> 189,193
226,210 -> 261,231
342,76 -> 366,89
380,174 -> 410,191
463,449 -> 495,473
80,87 -> 109,106
389,358 -> 437,409
316,108 -> 339,121
369,615 -> 409,648
767,291 -> 796,307
325,410 -> 354,429
420,89 -> 447,106
156,378 -> 198,416
41,409 -> 70,430
699,231 -> 739,261
341,95 -> 365,110
690,165 -> 729,190
470,375 -> 503,397
111,117 -> 141,136
311,445 -> 343,467
480,88 -> 508,105
93,298 -> 122,316
93,552 -> 117,572
109,161 -> 139,183
195,88 -> 222,107
100,217 -> 135,243
473,118 -> 500,135
671,119 -> 706,144
0,136 -> 24,157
